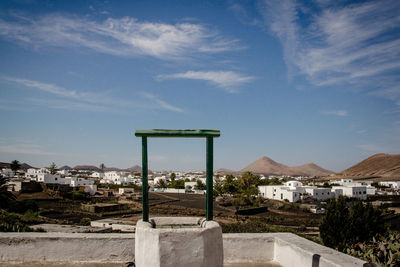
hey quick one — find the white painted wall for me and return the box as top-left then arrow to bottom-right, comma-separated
0,232 -> 365,266
332,186 -> 367,200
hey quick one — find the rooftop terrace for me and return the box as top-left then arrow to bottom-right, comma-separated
0,232 -> 365,267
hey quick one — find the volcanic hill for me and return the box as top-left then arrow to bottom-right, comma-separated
240,156 -> 334,176
341,153 -> 400,178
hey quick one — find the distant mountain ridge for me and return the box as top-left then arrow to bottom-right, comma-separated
73,165 -> 100,171
0,162 -> 33,170
240,156 -> 334,176
341,153 -> 400,177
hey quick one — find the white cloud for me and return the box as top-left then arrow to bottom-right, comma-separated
262,0 -> 400,104
139,92 -> 183,113
321,110 -> 348,117
0,144 -> 57,156
0,14 -> 239,60
3,77 -> 87,100
2,76 -> 183,113
157,70 -> 255,92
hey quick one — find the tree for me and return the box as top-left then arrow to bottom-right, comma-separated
156,180 -> 167,189
49,162 -> 57,175
222,175 -> 239,195
194,180 -> 206,190
170,173 -> 176,181
168,179 -> 184,189
10,160 -> 20,176
320,197 -> 386,251
99,163 -> 105,172
0,177 -> 16,209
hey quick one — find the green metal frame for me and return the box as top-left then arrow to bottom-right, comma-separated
135,129 -> 220,222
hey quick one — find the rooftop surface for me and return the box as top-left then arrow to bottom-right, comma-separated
0,232 -> 365,267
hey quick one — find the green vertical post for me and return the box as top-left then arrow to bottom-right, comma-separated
206,137 -> 213,221
142,137 -> 149,222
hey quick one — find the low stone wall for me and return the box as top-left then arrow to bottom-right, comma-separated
0,233 -> 134,265
223,233 -> 366,266
0,232 -> 366,266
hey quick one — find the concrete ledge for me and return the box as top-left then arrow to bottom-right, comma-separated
0,233 -> 134,263
135,217 -> 223,267
273,233 -> 365,267
0,232 -> 365,266
223,233 -> 275,263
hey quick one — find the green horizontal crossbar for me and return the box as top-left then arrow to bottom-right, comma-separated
135,129 -> 220,138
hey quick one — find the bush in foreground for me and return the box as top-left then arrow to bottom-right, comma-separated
319,197 -> 386,251
347,232 -> 400,266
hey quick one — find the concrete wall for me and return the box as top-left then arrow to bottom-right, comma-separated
0,232 -> 365,266
0,233 -> 134,264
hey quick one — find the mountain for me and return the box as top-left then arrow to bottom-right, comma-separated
286,163 -> 334,176
59,165 -> 72,170
126,165 -> 153,174
240,156 -> 289,175
73,165 -> 100,171
20,163 -> 34,170
0,162 -> 34,170
341,153 -> 400,177
215,168 -> 237,175
240,156 -> 334,177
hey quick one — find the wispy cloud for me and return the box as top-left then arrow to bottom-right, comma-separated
0,144 -> 57,156
358,143 -> 388,153
262,0 -> 400,105
0,14 -> 240,60
321,110 -> 348,117
229,3 -> 262,26
3,77 -> 89,100
2,76 -> 184,113
157,70 -> 255,92
139,92 -> 184,113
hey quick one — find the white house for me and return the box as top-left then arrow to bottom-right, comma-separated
91,172 -> 105,179
37,173 -> 63,184
184,182 -> 197,189
1,168 -> 14,177
57,169 -> 69,176
119,188 -> 134,195
332,186 -> 367,200
285,181 -> 303,188
102,171 -> 130,185
258,185 -> 300,202
379,181 -> 400,189
69,177 -> 94,187
303,187 -> 334,201
26,168 -> 50,180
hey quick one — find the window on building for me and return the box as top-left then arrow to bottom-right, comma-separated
281,193 -> 283,199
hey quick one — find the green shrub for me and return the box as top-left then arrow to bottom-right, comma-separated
320,197 -> 386,251
0,211 -> 32,232
79,217 -> 91,226
21,210 -> 39,223
347,232 -> 400,266
7,199 -> 38,214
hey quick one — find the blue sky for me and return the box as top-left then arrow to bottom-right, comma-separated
0,0 -> 399,172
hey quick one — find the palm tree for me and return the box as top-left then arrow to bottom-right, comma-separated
99,163 -> 105,172
49,162 -> 57,175
0,176 -> 16,209
10,160 -> 20,176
